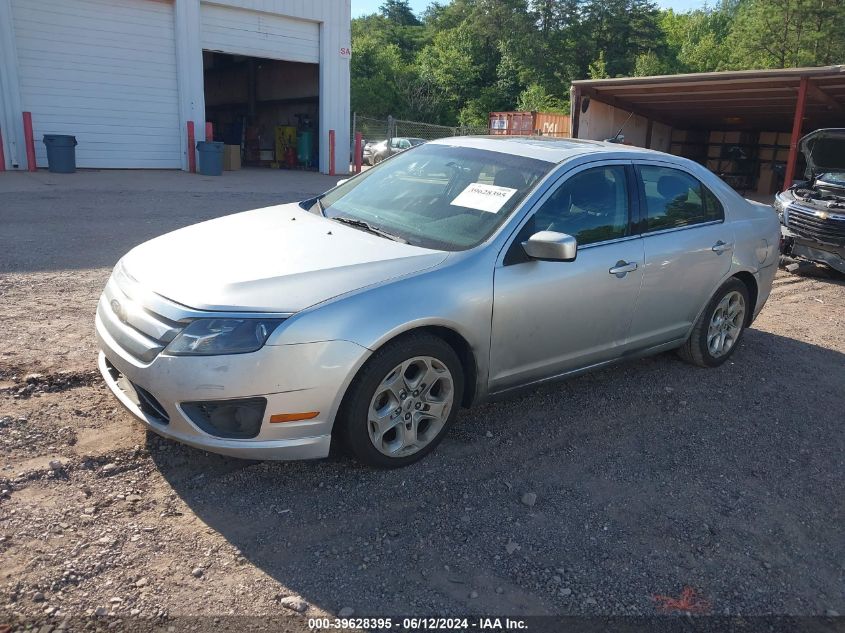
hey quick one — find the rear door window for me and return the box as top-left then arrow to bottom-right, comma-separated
636,165 -> 724,232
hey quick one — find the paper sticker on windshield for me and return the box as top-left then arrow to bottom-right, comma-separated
451,183 -> 518,213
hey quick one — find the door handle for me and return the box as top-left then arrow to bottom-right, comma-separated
609,260 -> 638,277
712,240 -> 734,254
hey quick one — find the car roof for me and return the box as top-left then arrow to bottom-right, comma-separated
427,135 -> 663,164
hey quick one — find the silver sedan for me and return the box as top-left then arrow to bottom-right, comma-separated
96,137 -> 780,467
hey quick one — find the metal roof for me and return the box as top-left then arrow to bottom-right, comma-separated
572,65 -> 845,131
430,135 -> 663,163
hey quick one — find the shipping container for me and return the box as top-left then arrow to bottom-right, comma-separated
488,111 -> 571,137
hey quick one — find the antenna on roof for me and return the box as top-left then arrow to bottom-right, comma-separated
606,111 -> 634,144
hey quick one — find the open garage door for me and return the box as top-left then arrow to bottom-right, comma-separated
200,4 -> 319,64
201,4 -> 321,171
11,0 -> 181,169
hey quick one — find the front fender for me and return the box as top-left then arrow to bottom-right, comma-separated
269,251 -> 496,401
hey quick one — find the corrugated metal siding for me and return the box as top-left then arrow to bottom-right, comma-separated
201,4 -> 319,63
11,0 -> 181,168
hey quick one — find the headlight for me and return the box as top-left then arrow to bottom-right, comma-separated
165,318 -> 284,356
773,193 -> 788,214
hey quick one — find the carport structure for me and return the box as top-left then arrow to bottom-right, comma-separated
571,65 -> 845,192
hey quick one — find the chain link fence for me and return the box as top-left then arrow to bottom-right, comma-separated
351,113 -> 489,170
352,113 -> 488,147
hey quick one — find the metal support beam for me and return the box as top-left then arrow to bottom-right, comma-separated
806,80 -> 844,114
784,76 -> 809,190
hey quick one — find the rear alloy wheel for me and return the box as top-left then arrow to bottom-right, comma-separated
678,278 -> 749,367
338,334 -> 463,468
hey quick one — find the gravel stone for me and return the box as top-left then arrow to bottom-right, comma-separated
280,596 -> 308,613
521,492 -> 537,507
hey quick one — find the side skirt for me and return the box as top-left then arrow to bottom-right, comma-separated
483,338 -> 686,403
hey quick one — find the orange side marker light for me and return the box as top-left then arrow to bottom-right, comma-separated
270,411 -> 319,423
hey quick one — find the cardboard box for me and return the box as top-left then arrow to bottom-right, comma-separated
759,131 -> 778,145
757,166 -> 777,195
223,145 -> 241,171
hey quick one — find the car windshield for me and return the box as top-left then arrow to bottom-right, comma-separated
317,143 -> 552,250
818,172 -> 845,186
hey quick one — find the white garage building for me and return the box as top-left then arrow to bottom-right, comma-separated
0,0 -> 351,174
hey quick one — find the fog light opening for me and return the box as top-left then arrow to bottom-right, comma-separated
181,397 -> 267,439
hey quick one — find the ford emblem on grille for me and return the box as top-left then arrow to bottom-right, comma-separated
111,299 -> 128,323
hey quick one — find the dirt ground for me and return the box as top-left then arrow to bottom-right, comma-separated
1,170 -> 843,631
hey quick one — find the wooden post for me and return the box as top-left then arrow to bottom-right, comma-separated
328,129 -> 335,176
570,87 -> 581,139
22,112 -> 36,172
187,121 -> 196,173
354,132 -> 362,174
205,122 -> 213,142
784,76 -> 809,190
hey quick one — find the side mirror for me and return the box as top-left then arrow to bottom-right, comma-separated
336,178 -> 349,187
521,231 -> 577,262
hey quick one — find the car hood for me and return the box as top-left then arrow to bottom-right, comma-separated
800,128 -> 845,177
121,203 -> 447,313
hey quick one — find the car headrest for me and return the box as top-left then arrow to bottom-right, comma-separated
570,170 -> 613,210
657,175 -> 690,202
494,168 -> 526,190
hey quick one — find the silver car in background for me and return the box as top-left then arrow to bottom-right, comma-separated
96,137 -> 780,468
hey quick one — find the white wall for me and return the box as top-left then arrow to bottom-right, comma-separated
575,97 -> 671,153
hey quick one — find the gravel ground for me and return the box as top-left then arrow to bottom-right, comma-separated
1,170 -> 843,631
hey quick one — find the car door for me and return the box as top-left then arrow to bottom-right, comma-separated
489,162 -> 645,392
626,162 -> 734,348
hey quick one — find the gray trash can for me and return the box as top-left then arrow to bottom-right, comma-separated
197,141 -> 224,176
43,134 -> 77,173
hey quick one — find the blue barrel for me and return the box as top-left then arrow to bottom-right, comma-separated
197,141 -> 224,176
43,135 -> 77,173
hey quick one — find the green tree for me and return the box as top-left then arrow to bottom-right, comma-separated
633,50 -> 665,76
588,51 -> 610,79
516,83 -> 568,112
380,0 -> 421,26
728,0 -> 845,68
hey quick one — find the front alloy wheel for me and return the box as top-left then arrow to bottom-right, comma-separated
368,356 -> 454,458
338,333 -> 464,468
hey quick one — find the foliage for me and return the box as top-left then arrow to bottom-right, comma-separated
516,84 -> 569,113
351,0 -> 845,125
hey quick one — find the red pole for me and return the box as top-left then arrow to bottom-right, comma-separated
205,121 -> 213,142
0,127 -> 6,172
187,121 -> 196,173
784,76 -> 809,191
354,132 -> 362,174
328,129 -> 336,176
22,112 -> 37,172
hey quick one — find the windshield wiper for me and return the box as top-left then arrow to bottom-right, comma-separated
331,216 -> 408,243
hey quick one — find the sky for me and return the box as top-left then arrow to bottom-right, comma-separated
351,0 -> 706,17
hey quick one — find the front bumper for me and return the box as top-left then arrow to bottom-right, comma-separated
780,225 -> 845,274
96,312 -> 370,460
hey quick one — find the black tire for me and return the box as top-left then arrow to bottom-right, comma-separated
677,278 -> 750,368
336,333 -> 464,468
